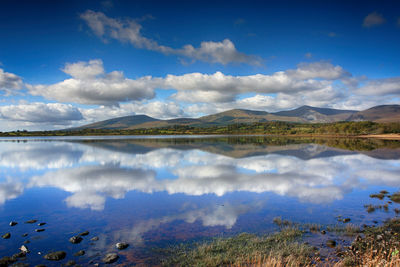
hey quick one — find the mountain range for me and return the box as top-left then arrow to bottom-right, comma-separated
75,104 -> 400,130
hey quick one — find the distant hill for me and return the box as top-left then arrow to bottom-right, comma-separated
74,104 -> 400,130
347,105 -> 400,123
74,114 -> 159,129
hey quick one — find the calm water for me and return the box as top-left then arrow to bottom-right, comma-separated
1,136 -> 400,265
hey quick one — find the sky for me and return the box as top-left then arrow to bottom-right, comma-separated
0,0 -> 400,131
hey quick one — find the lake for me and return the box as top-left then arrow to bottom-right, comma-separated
1,136 -> 400,265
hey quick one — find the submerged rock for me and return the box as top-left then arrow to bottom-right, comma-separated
25,219 -> 37,224
343,218 -> 351,223
22,233 -> 28,237
10,263 -> 29,267
35,229 -> 45,232
43,251 -> 66,261
9,221 -> 18,226
34,265 -> 47,267
102,253 -> 119,264
90,236 -> 99,241
38,222 -> 46,226
115,242 -> 129,250
12,251 -> 26,258
74,250 -> 85,256
69,236 -> 83,244
0,256 -> 17,265
326,239 -> 337,248
65,260 -> 76,266
79,231 -> 89,236
2,232 -> 11,239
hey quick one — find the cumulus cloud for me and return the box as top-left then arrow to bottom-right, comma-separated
28,59 -> 156,105
80,100 -> 184,122
363,12 -> 386,28
286,61 -> 350,80
0,68 -> 23,92
0,102 -> 83,124
357,77 -> 400,95
80,10 -> 261,65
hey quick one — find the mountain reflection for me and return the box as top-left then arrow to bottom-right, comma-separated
1,137 -> 400,209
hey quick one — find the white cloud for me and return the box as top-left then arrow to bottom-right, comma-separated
80,100 -> 184,122
0,102 -> 83,124
0,68 -> 23,92
80,10 -> 261,65
286,61 -> 350,80
357,77 -> 400,95
363,12 -> 386,28
28,59 -> 156,105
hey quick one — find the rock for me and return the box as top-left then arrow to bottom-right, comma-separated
69,236 -> 83,244
22,233 -> 28,237
321,230 -> 326,235
343,218 -> 351,223
377,234 -> 383,241
74,250 -> 85,256
43,251 -> 66,261
23,240 -> 30,244
10,263 -> 29,267
35,229 -> 45,232
326,240 -> 337,248
25,219 -> 37,224
12,252 -> 26,258
9,221 -> 18,226
102,253 -> 119,264
79,231 -> 89,236
38,222 -> 46,226
115,242 -> 129,250
0,256 -> 17,265
90,236 -> 99,241
20,245 -> 29,253
65,260 -> 76,266
2,232 -> 11,239
34,265 -> 47,267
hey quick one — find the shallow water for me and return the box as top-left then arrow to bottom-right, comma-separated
0,136 -> 400,265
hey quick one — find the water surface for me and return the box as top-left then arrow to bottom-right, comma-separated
1,136 -> 400,265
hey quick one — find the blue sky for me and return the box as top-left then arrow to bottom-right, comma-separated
0,0 -> 399,130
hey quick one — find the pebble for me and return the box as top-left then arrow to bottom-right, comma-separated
69,235 -> 83,244
9,221 -> 18,226
25,219 -> 37,224
2,232 -> 11,239
43,251 -> 66,261
74,250 -> 85,256
90,236 -> 99,241
102,253 -> 119,264
116,242 -> 129,250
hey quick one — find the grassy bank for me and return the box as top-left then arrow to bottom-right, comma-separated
1,121 -> 400,137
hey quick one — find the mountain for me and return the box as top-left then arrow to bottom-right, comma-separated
346,105 -> 400,123
74,105 -> 400,130
273,105 -> 357,122
74,114 -> 159,129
